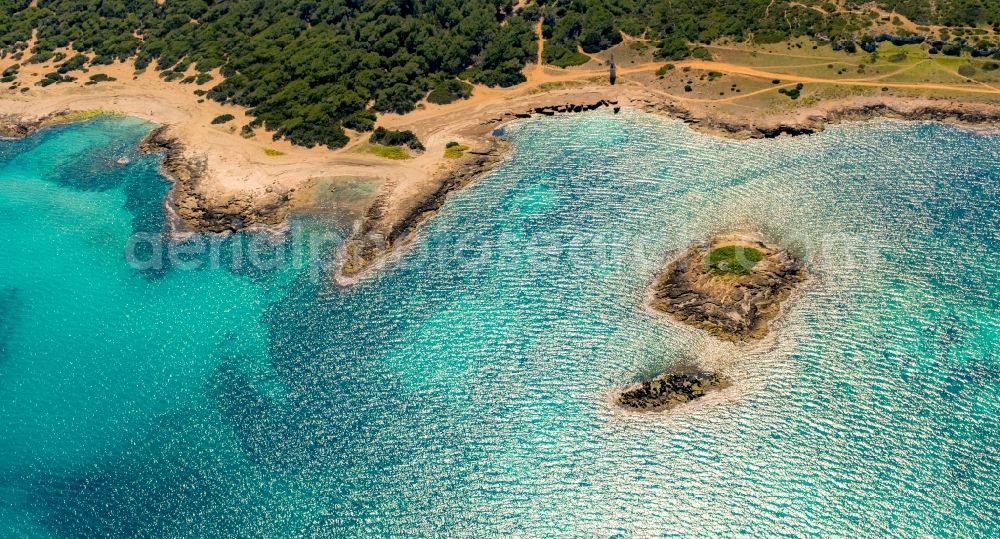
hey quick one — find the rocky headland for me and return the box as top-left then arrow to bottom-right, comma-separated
138,126 -> 295,235
615,369 -> 731,413
336,138 -> 511,284
648,233 -> 807,342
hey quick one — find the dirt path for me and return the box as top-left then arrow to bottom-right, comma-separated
535,18 -> 544,67
676,59 -> 1000,95
558,58 -> 1000,96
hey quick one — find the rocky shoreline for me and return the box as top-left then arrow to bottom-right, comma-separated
647,98 -> 1000,140
0,110 -> 77,139
138,126 -> 294,235
476,94 -> 1000,141
614,369 -> 731,413
648,233 -> 807,342
4,94 -> 1000,273
336,138 -> 511,284
481,98 -> 620,125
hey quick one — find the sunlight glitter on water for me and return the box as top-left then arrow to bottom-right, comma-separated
0,111 -> 997,537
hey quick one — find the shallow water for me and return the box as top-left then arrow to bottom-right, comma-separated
0,112 -> 997,537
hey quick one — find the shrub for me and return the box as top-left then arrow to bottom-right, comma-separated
683,84 -> 692,92
370,127 -> 424,151
691,47 -> 713,60
444,143 -> 469,158
427,79 -> 473,105
942,43 -> 963,56
657,36 -> 690,60
211,114 -> 235,124
753,30 -> 789,44
343,110 -> 376,132
655,64 -> 675,77
57,54 -> 87,74
26,51 -> 53,64
38,72 -> 75,86
5,0 -> 984,153
983,62 -> 1000,71
958,64 -> 976,77
778,83 -> 804,99
88,73 -> 115,82
549,51 -> 590,68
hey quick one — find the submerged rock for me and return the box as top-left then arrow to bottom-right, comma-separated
648,233 -> 807,342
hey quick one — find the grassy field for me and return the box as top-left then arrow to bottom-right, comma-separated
364,144 -> 410,160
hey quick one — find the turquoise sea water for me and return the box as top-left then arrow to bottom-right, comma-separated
0,112 -> 997,537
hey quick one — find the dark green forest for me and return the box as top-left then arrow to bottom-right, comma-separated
0,1 -> 997,149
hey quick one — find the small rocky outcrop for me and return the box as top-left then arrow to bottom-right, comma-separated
139,126 -> 293,234
615,370 -> 730,412
648,233 -> 807,342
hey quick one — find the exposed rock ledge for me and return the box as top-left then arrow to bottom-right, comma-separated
139,126 -> 294,234
0,110 -> 78,138
647,99 -> 1000,140
480,98 -> 620,125
336,139 -> 511,284
648,233 -> 807,342
614,369 -> 731,412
